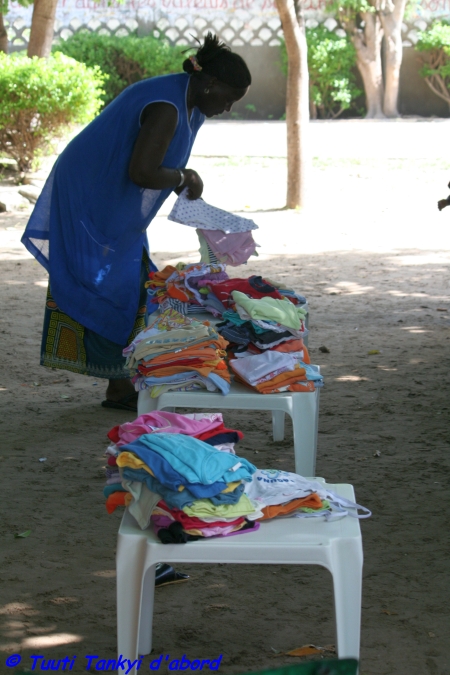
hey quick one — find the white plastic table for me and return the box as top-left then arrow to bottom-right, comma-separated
116,481 -> 363,673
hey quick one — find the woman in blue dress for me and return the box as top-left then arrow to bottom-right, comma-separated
22,33 -> 251,411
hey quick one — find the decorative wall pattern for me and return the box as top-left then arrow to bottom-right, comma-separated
5,0 -> 450,52
5,13 -> 446,53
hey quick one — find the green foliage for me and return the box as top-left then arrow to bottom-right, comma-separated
416,21 -> 450,53
327,0 -> 375,16
280,27 -> 363,118
415,21 -> 450,106
0,51 -> 105,171
54,32 -> 182,106
0,0 -> 32,16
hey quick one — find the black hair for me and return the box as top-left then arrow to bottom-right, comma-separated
182,32 -> 252,89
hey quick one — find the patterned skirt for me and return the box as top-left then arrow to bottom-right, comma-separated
40,257 -> 150,379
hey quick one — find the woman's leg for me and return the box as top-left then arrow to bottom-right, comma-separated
106,377 -> 137,403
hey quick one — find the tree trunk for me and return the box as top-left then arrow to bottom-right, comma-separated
0,11 -> 8,54
380,0 -> 408,117
27,0 -> 58,58
352,12 -> 385,118
276,0 -> 309,209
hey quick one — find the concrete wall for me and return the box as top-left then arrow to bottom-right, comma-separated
225,45 -> 287,120
219,44 -> 450,120
399,46 -> 449,117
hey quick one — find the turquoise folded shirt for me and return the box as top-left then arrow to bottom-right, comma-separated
137,432 -> 256,485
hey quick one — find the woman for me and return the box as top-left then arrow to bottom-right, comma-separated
22,33 -> 251,411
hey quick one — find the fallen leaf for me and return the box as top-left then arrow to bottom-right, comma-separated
428,632 -> 435,638
322,645 -> 336,653
381,610 -> 398,615
15,530 -> 31,538
319,345 -> 330,353
367,350 -> 380,355
286,645 -> 323,657
436,308 -> 448,312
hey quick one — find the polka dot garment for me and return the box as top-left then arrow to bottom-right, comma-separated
168,188 -> 259,234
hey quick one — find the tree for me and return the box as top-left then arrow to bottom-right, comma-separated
380,0 -> 409,117
0,0 -> 35,55
275,0 -> 310,209
331,0 -> 409,118
0,11 -> 7,54
27,0 -> 58,57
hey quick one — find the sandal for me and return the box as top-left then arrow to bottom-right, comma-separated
101,392 -> 138,412
155,564 -> 190,588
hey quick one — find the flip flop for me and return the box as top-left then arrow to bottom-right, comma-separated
101,393 -> 138,412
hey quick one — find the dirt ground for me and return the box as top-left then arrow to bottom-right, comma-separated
1,144 -> 450,675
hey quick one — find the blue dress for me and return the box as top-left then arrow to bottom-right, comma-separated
22,72 -> 205,346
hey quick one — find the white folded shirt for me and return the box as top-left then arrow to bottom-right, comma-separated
168,189 -> 258,233
230,351 -> 298,386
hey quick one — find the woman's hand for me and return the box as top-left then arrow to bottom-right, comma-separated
176,169 -> 204,200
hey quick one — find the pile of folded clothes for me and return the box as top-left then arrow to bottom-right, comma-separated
103,412 -> 371,531
146,262 -> 229,318
103,411 -> 261,539
123,308 -> 231,397
141,262 -> 321,395
212,282 -> 322,394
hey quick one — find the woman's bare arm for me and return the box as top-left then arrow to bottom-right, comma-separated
128,102 -> 203,198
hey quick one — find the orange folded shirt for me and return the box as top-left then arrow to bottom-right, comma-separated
271,339 -> 304,354
145,265 -> 177,289
258,492 -> 324,520
138,363 -> 231,381
233,368 -> 315,394
143,346 -> 223,367
105,491 -> 132,514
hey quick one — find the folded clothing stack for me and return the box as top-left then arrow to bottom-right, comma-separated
146,262 -> 229,318
123,308 -> 231,397
215,286 -> 321,394
103,413 -> 371,533
103,411 -> 263,539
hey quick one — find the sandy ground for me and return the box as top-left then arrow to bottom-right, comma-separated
1,121 -> 450,675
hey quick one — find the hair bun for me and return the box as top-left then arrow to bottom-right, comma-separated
182,58 -> 195,74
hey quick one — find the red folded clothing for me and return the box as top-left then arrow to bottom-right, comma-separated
195,423 -> 244,442
207,278 -> 283,307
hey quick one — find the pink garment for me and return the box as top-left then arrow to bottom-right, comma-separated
115,411 -> 224,447
186,523 -> 245,537
151,515 -> 239,537
152,515 -> 175,530
151,514 -> 259,538
199,229 -> 257,266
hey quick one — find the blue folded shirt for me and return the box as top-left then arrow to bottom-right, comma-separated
119,438 -> 228,497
